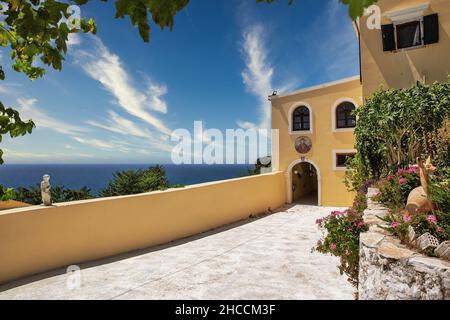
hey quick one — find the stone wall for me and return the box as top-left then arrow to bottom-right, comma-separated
359,188 -> 450,300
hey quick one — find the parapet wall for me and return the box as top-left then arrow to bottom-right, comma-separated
0,172 -> 286,284
359,188 -> 450,300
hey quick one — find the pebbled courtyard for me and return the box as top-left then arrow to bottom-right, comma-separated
0,205 -> 354,300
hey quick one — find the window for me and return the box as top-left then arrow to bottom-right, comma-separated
292,106 -> 310,131
335,102 -> 356,129
382,13 -> 440,52
396,21 -> 422,49
336,153 -> 355,168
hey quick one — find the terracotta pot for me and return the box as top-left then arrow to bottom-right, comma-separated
406,187 -> 433,214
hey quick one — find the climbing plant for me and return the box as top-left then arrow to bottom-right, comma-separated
346,79 -> 450,192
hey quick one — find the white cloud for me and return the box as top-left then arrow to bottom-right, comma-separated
73,136 -> 126,152
240,24 -> 273,130
74,38 -> 171,135
17,97 -> 88,135
236,120 -> 258,130
86,110 -> 174,154
67,33 -> 82,48
86,110 -> 152,139
148,81 -> 168,114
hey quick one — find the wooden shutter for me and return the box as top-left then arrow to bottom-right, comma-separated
424,14 -> 439,45
381,24 -> 396,51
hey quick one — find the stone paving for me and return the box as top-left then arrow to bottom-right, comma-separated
0,205 -> 354,300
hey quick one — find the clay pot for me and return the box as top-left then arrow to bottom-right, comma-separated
406,187 -> 433,215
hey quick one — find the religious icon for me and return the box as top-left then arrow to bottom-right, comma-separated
295,136 -> 312,154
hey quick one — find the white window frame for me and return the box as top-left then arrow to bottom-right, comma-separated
333,149 -> 357,171
332,98 -> 359,133
393,18 -> 425,51
385,2 -> 429,52
288,102 -> 313,135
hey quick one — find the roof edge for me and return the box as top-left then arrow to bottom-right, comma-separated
270,75 -> 361,101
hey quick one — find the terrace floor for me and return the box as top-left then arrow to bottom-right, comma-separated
0,205 -> 354,300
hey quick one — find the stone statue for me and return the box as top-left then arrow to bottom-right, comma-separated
40,174 -> 52,206
406,157 -> 436,214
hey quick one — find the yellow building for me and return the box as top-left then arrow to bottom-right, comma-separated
270,0 -> 450,207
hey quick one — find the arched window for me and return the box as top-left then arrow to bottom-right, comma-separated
292,106 -> 310,131
336,102 -> 356,129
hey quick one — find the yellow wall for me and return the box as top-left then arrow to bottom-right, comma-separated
359,0 -> 450,97
271,78 -> 362,207
0,172 -> 286,284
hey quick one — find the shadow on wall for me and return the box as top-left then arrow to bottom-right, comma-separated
0,172 -> 286,285
361,7 -> 450,94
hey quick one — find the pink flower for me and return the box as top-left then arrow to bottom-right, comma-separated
427,215 -> 438,225
408,166 -> 418,174
403,215 -> 412,223
399,178 -> 407,185
329,243 -> 337,251
391,222 -> 399,229
387,175 -> 394,181
397,168 -> 405,176
354,221 -> 365,229
315,218 -> 323,225
330,211 -> 344,218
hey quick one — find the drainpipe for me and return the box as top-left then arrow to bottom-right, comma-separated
354,20 -> 363,85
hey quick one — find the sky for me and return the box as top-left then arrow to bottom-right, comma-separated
0,0 -> 359,164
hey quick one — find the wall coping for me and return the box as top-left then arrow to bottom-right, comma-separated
0,171 -> 284,217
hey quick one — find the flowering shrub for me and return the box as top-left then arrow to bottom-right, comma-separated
381,210 -> 449,249
313,191 -> 368,287
373,166 -> 420,209
376,166 -> 449,255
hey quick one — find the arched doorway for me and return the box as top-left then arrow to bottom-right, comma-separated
286,160 -> 320,205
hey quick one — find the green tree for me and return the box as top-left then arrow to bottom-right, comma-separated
0,184 -> 15,200
0,0 -> 375,164
15,185 -> 94,204
100,165 -> 170,197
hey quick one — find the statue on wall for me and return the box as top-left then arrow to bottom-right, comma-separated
40,174 -> 52,206
406,157 -> 436,214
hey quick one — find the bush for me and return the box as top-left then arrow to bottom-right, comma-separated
0,185 -> 15,201
348,79 -> 450,190
15,185 -> 94,205
373,166 -> 420,209
375,166 -> 449,250
381,210 -> 449,246
429,167 -> 450,213
101,165 -> 170,197
313,190 -> 368,287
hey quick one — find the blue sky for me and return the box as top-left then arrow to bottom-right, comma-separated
0,0 -> 359,164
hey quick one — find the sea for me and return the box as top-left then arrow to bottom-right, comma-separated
0,164 -> 254,196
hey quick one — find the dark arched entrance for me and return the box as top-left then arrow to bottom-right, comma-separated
291,162 -> 318,205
